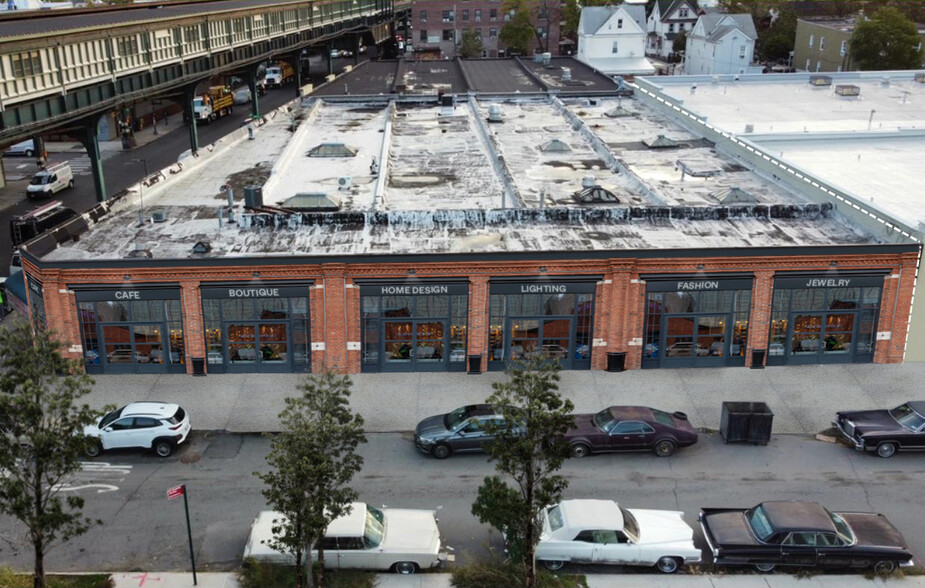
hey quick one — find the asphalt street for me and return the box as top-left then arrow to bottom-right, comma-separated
0,432 -> 922,575
0,57 -> 363,275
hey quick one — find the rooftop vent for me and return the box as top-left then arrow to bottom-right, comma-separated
711,186 -> 758,204
541,139 -> 572,153
191,241 -> 212,255
542,52 -> 552,67
881,76 -> 891,87
151,210 -> 168,223
307,142 -> 358,157
809,75 -> 832,86
282,193 -> 341,211
605,105 -> 632,118
644,135 -> 679,149
915,73 -> 925,83
487,104 -> 504,123
835,84 -> 860,97
125,248 -> 153,259
573,182 -> 620,204
244,186 -> 264,209
561,67 -> 572,82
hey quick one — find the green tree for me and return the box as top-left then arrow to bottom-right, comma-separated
471,357 -> 575,588
0,321 -> 103,588
758,7 -> 797,62
673,29 -> 688,54
254,371 -> 366,588
850,6 -> 923,70
460,28 -> 485,58
499,0 -> 535,55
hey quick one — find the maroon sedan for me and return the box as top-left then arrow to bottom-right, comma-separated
565,406 -> 698,458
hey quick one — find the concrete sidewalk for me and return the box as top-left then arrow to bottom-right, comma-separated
44,119 -> 178,155
85,363 -> 925,435
109,571 -> 925,588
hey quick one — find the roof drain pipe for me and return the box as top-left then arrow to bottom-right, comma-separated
550,95 -> 666,205
469,95 -> 524,209
372,100 -> 394,211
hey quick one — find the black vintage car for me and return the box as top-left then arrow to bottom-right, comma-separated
834,401 -> 925,458
700,501 -> 914,574
564,406 -> 698,458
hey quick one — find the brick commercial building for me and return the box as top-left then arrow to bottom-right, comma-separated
18,63 -> 921,377
408,0 -> 561,58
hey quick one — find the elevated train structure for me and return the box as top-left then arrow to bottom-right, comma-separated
0,0 -> 396,200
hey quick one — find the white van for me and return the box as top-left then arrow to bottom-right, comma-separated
26,162 -> 73,199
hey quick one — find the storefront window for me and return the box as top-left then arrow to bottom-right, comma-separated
642,278 -> 752,369
201,284 -> 311,373
76,289 -> 184,374
488,282 -> 597,371
26,275 -> 46,331
768,275 -> 883,365
360,283 -> 468,372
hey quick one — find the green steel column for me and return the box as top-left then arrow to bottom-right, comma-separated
183,85 -> 200,155
82,121 -> 107,203
248,70 -> 261,119
293,51 -> 303,98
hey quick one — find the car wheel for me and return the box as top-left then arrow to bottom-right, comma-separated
656,556 -> 681,574
543,560 -> 565,571
570,442 -> 591,458
754,563 -> 776,572
24,149 -> 33,157
654,439 -> 678,457
392,562 -> 418,575
154,440 -> 174,458
85,439 -> 102,458
873,561 -> 896,575
68,180 -> 74,189
431,443 -> 451,460
876,442 -> 897,458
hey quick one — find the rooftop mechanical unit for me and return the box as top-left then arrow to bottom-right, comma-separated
915,73 -> 925,83
835,84 -> 861,97
809,75 -> 832,86
487,104 -> 504,123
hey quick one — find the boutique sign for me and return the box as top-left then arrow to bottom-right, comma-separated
201,284 -> 311,299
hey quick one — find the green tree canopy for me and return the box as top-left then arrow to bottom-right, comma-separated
471,357 -> 575,588
0,321 -> 104,588
850,7 -> 924,70
499,0 -> 535,55
254,371 -> 366,588
460,28 -> 485,58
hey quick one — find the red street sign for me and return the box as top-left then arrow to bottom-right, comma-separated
167,485 -> 185,500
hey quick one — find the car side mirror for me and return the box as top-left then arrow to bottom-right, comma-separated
104,427 -> 113,433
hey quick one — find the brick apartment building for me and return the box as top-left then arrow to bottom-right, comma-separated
408,0 -> 561,58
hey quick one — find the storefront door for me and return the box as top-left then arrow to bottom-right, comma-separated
505,316 -> 575,364
225,322 -> 291,372
661,314 -> 732,367
382,319 -> 447,371
786,312 -> 858,364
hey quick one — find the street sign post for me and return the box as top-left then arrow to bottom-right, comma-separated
168,484 -> 197,586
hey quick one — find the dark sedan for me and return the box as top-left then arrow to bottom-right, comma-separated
413,404 -> 507,459
564,406 -> 697,458
834,401 -> 925,458
700,501 -> 914,574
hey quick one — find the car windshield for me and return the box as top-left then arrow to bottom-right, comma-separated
592,408 -> 616,432
445,406 -> 473,430
193,99 -> 204,107
651,409 -> 675,427
363,505 -> 385,548
619,507 -> 639,542
99,407 -> 124,428
890,403 -> 925,430
747,505 -> 775,542
30,175 -> 49,185
546,505 -> 564,531
826,509 -> 856,545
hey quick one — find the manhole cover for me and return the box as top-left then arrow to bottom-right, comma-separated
180,453 -> 202,464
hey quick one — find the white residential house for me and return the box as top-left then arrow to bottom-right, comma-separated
685,13 -> 763,75
577,4 -> 655,76
647,0 -> 702,58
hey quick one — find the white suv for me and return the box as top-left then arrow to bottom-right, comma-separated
85,402 -> 191,458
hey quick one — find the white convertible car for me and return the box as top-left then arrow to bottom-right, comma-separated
243,502 -> 448,574
536,499 -> 701,573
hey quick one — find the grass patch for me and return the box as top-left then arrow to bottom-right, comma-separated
0,568 -> 112,588
451,560 -> 587,588
237,560 -> 374,588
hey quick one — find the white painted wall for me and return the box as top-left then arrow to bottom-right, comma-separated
687,30 -> 756,74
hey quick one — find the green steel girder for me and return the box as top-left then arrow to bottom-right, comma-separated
0,14 -> 391,144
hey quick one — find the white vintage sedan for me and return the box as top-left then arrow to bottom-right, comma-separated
536,499 -> 701,573
243,502 -> 448,574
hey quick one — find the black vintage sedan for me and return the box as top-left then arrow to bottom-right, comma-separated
834,401 -> 925,458
413,404 -> 508,459
564,406 -> 697,458
700,501 -> 914,574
